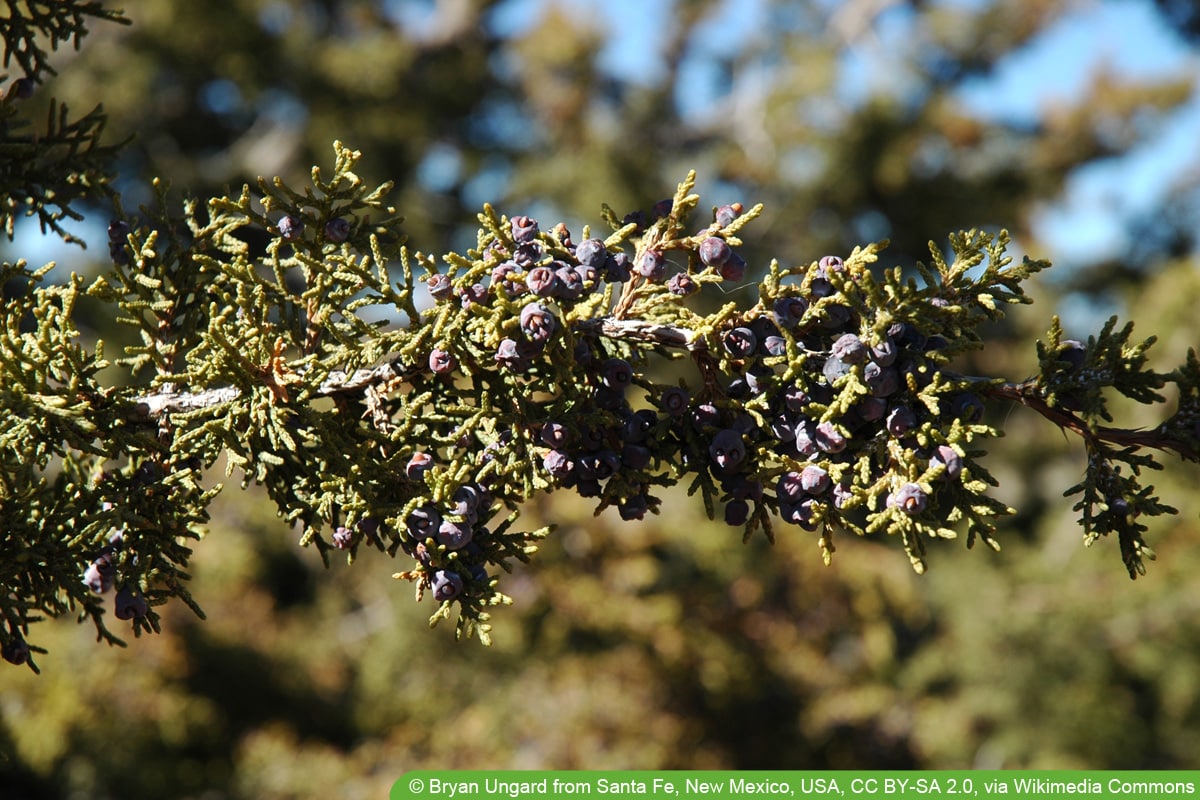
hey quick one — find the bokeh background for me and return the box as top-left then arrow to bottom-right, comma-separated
4,0 -> 1200,797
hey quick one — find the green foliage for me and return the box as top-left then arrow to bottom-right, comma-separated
0,1 -> 127,82
0,3 -> 128,245
2,0 -> 1200,686
6,0 -> 1200,789
5,140 -> 1200,670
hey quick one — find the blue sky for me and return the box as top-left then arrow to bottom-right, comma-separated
953,0 -> 1200,265
531,0 -> 1199,266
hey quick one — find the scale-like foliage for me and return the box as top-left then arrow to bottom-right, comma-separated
3,2 -> 1200,670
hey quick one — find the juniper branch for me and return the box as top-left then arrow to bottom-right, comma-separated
984,381 -> 1198,462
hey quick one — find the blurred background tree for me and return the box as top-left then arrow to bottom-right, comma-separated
3,0 -> 1200,797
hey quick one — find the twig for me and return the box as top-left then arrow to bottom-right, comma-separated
983,381 -> 1196,461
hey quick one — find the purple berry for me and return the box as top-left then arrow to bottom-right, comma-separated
429,348 -> 456,375
831,333 -> 867,364
2,637 -> 30,666
724,474 -> 763,501
604,252 -> 632,283
832,482 -> 854,509
715,202 -> 742,228
599,357 -> 634,390
709,429 -> 746,470
857,396 -> 889,422
574,262 -> 599,291
661,387 -> 690,417
724,499 -> 750,526
794,421 -> 819,457
520,302 -> 558,343
452,484 -> 487,517
580,425 -> 607,450
818,255 -> 845,273
777,471 -> 805,504
722,327 -> 757,358
931,445 -> 963,481
808,274 -> 834,299
622,411 -> 655,443
541,422 -> 571,448
459,282 -> 488,308
430,569 -> 464,601
763,336 -> 787,357
720,252 -> 747,282
886,406 -> 918,438
770,414 -> 797,443
495,338 -> 529,370
543,450 -> 573,480
109,241 -> 130,265
511,215 -> 539,243
554,264 -> 585,300
114,588 -> 149,620
525,265 -> 559,297
83,556 -> 115,594
800,465 -> 831,495
324,217 -> 351,243
773,296 -> 808,329
1057,340 -> 1087,372
691,403 -> 721,432
427,273 -> 453,301
815,420 -> 847,453
513,241 -> 543,266
107,219 -> 131,243
667,272 -> 698,296
552,222 -> 572,246
891,322 -> 926,350
332,526 -> 354,549
584,450 -> 620,480
870,337 -> 898,367
408,503 -> 441,542
619,494 -> 650,521
436,519 -> 473,550
864,362 -> 900,397
636,249 -> 667,281
621,443 -> 652,470
575,238 -> 608,269
1110,496 -> 1131,517
357,517 -> 381,543
278,214 -> 303,241
405,503 -> 439,542
491,261 -> 524,295
699,236 -> 732,267
782,384 -> 809,413
11,77 -> 34,100
406,451 -> 434,480
890,483 -> 928,515
780,497 -> 820,530
823,355 -> 852,385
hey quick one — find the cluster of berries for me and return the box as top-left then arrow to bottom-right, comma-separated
703,254 -> 982,536
397,208 -> 756,599
401,457 -> 495,602
80,522 -> 149,621
263,198 -> 993,612
277,213 -> 351,244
